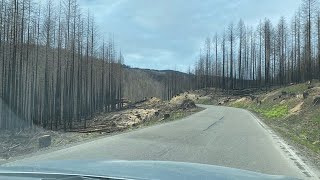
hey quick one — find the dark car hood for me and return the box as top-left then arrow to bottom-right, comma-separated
0,160 -> 298,180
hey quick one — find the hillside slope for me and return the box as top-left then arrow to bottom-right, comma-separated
123,67 -> 192,102
123,68 -> 166,102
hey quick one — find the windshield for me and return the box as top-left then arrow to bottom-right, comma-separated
0,0 -> 319,179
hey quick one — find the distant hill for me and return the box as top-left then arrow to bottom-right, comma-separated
123,67 -> 193,102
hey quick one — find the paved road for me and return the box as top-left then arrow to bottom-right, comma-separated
6,105 -> 319,179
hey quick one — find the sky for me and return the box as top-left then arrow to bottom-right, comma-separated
78,0 -> 302,72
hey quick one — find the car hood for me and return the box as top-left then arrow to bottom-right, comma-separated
1,160 -> 298,180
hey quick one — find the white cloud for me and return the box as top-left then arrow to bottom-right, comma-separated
77,0 -> 302,71
126,53 -> 144,62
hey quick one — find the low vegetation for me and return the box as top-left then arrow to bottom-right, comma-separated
253,105 -> 289,119
235,83 -> 320,155
177,81 -> 320,168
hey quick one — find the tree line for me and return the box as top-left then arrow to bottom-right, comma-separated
194,0 -> 320,90
5,0 -> 316,131
0,0 -> 124,130
0,0 -> 194,131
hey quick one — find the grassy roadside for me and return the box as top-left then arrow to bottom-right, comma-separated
179,83 -> 320,168
227,84 -> 320,168
228,84 -> 320,154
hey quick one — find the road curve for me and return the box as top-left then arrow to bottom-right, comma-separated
5,105 -> 319,179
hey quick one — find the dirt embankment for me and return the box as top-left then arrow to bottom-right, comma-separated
179,81 -> 320,169
0,97 -> 200,162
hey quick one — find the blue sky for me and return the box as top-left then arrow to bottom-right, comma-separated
78,0 -> 301,72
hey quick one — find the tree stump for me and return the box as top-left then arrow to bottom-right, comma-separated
163,114 -> 170,119
303,91 -> 309,99
313,96 -> 320,106
39,135 -> 51,149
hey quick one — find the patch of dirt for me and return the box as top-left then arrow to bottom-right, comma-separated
116,108 -> 158,128
280,100 -> 287,104
234,97 -> 251,104
146,97 -> 162,105
184,93 -> 198,101
296,94 -> 304,99
170,95 -> 187,104
289,102 -> 304,115
262,90 -> 279,102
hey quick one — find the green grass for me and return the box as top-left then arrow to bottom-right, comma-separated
281,84 -> 308,94
230,101 -> 288,119
276,127 -> 320,154
260,105 -> 289,119
312,114 -> 320,123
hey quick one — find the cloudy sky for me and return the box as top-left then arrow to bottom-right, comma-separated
78,0 -> 301,72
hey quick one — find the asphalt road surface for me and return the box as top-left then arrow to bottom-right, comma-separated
6,105 -> 320,179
